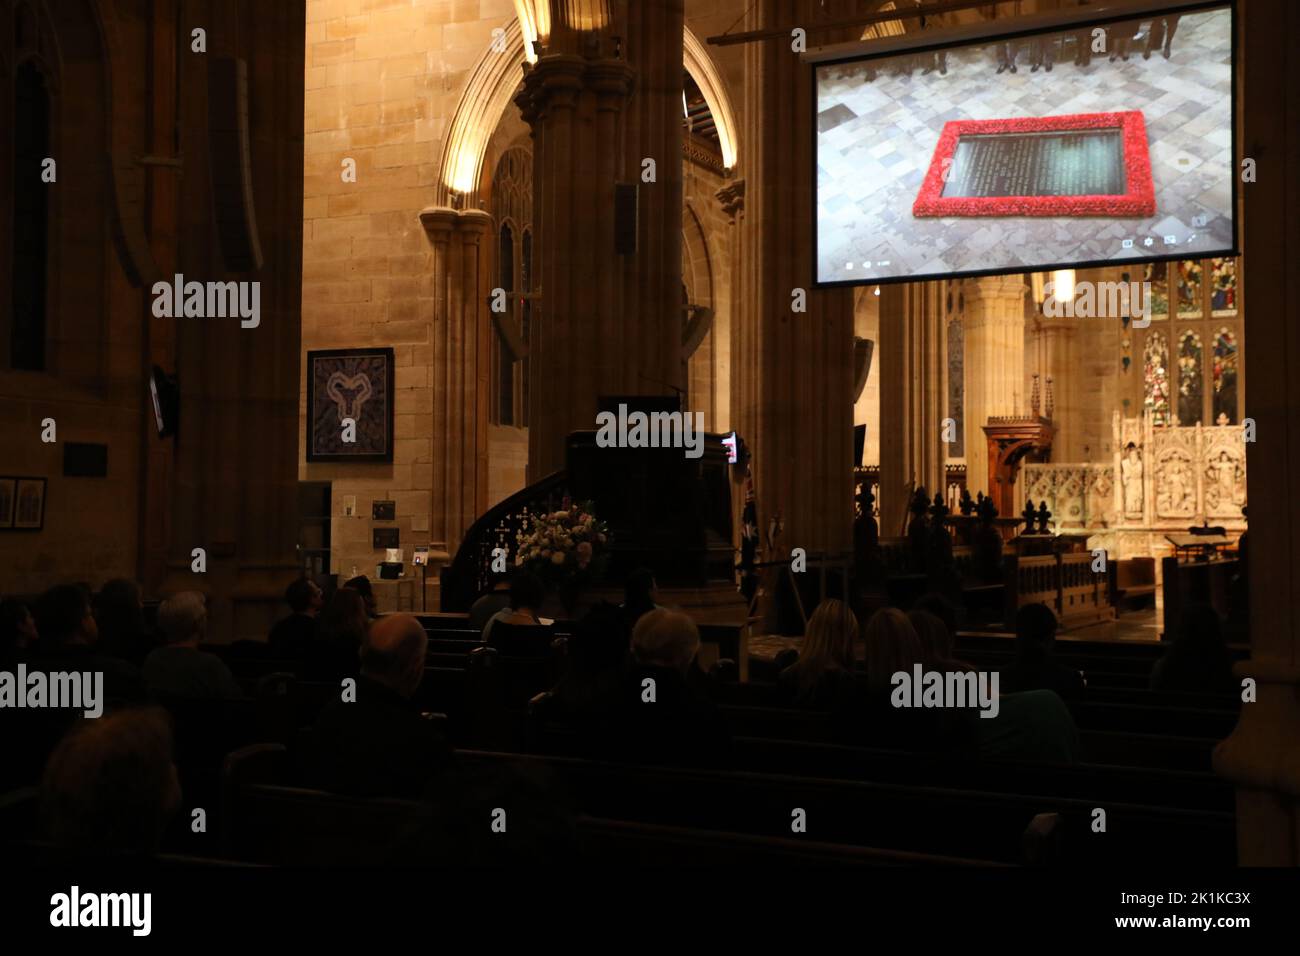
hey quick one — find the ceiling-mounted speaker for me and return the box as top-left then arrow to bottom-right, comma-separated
208,57 -> 263,272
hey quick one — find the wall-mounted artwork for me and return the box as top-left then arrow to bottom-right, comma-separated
373,527 -> 400,550
306,347 -> 395,462
1,477 -> 47,531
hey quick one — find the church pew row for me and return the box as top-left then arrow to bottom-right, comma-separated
521,722 -> 1229,814
220,744 -> 1231,866
230,658 -> 1232,770
450,749 -> 1235,866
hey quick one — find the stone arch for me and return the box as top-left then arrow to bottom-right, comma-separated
438,17 -> 741,207
681,200 -> 714,357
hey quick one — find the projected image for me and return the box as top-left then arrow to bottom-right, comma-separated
815,5 -> 1234,285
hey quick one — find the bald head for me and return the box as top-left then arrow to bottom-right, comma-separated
361,614 -> 427,697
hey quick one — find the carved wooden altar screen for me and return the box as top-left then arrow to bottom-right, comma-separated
982,416 -> 1054,521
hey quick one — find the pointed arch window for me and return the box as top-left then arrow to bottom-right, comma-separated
9,58 -> 51,370
1130,258 -> 1243,427
489,146 -> 533,428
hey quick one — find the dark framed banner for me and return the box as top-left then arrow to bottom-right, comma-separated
2,477 -> 47,531
306,347 -> 395,463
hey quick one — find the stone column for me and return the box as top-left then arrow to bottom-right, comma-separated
516,1 -> 684,478
731,0 -> 856,565
421,207 -> 492,589
162,0 -> 307,641
1213,0 -> 1300,866
1036,312 -> 1076,454
961,275 -> 1027,500
878,282 -> 946,536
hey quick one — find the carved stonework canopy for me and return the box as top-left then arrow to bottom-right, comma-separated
982,416 -> 1055,519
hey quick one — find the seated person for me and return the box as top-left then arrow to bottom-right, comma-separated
482,571 -> 548,648
93,578 -> 154,666
1002,603 -> 1085,701
551,602 -> 629,719
297,613 -> 451,799
0,596 -> 38,668
468,576 -> 512,633
301,587 -> 366,681
1151,606 -> 1237,696
591,608 -> 730,768
31,584 -> 143,702
40,706 -> 182,859
975,689 -> 1079,764
141,592 -> 242,700
857,606 -> 974,753
344,575 -> 378,621
619,567 -> 663,636
778,598 -> 859,709
908,608 -> 975,674
268,577 -> 323,660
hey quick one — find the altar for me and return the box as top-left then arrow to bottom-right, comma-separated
1020,410 -> 1246,571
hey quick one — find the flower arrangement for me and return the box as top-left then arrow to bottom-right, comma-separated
514,498 -> 611,587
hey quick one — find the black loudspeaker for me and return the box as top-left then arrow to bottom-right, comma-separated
372,527 -> 399,550
854,424 -> 867,467
614,183 -> 637,255
372,500 -> 396,520
63,443 -> 109,478
208,57 -> 263,272
150,366 -> 180,438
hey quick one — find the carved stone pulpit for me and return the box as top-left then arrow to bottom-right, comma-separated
982,416 -> 1055,522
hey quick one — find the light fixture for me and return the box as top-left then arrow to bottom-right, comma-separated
874,286 -> 880,296
1050,268 -> 1076,304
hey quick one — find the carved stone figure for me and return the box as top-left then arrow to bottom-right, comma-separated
1121,443 -> 1144,517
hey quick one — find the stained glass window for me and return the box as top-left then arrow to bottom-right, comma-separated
947,318 -> 964,458
1210,258 -> 1237,315
1176,260 -> 1202,316
1144,331 -> 1170,426
1177,329 -> 1202,425
1213,327 -> 1238,424
1143,261 -> 1168,317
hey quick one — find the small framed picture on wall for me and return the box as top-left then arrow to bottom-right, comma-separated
12,477 -> 46,531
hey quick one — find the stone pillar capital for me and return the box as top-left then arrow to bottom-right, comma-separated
419,206 -> 459,238
716,178 -> 745,222
961,274 -> 1028,304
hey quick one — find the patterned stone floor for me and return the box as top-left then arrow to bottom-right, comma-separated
816,8 -> 1234,283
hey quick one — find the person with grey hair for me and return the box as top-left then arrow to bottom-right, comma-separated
587,608 -> 730,768
297,613 -> 450,799
141,591 -> 243,700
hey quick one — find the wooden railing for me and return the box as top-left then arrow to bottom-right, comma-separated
440,471 -> 571,612
1004,551 -> 1115,630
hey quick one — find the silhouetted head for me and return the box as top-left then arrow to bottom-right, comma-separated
789,599 -> 859,696
631,608 -> 700,675
93,579 -> 144,639
344,575 -> 377,618
1015,602 -> 1058,652
155,591 -> 208,646
0,597 -> 37,654
912,593 -> 956,641
509,572 -> 545,614
285,577 -> 323,616
862,607 -> 924,694
909,609 -> 953,664
41,707 -> 181,855
362,613 -> 427,698
34,585 -> 97,650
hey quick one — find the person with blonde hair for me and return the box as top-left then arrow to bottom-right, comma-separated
862,607 -> 925,695
859,606 -> 974,753
780,599 -> 859,708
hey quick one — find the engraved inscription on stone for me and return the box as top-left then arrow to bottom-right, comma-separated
942,129 -> 1125,199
